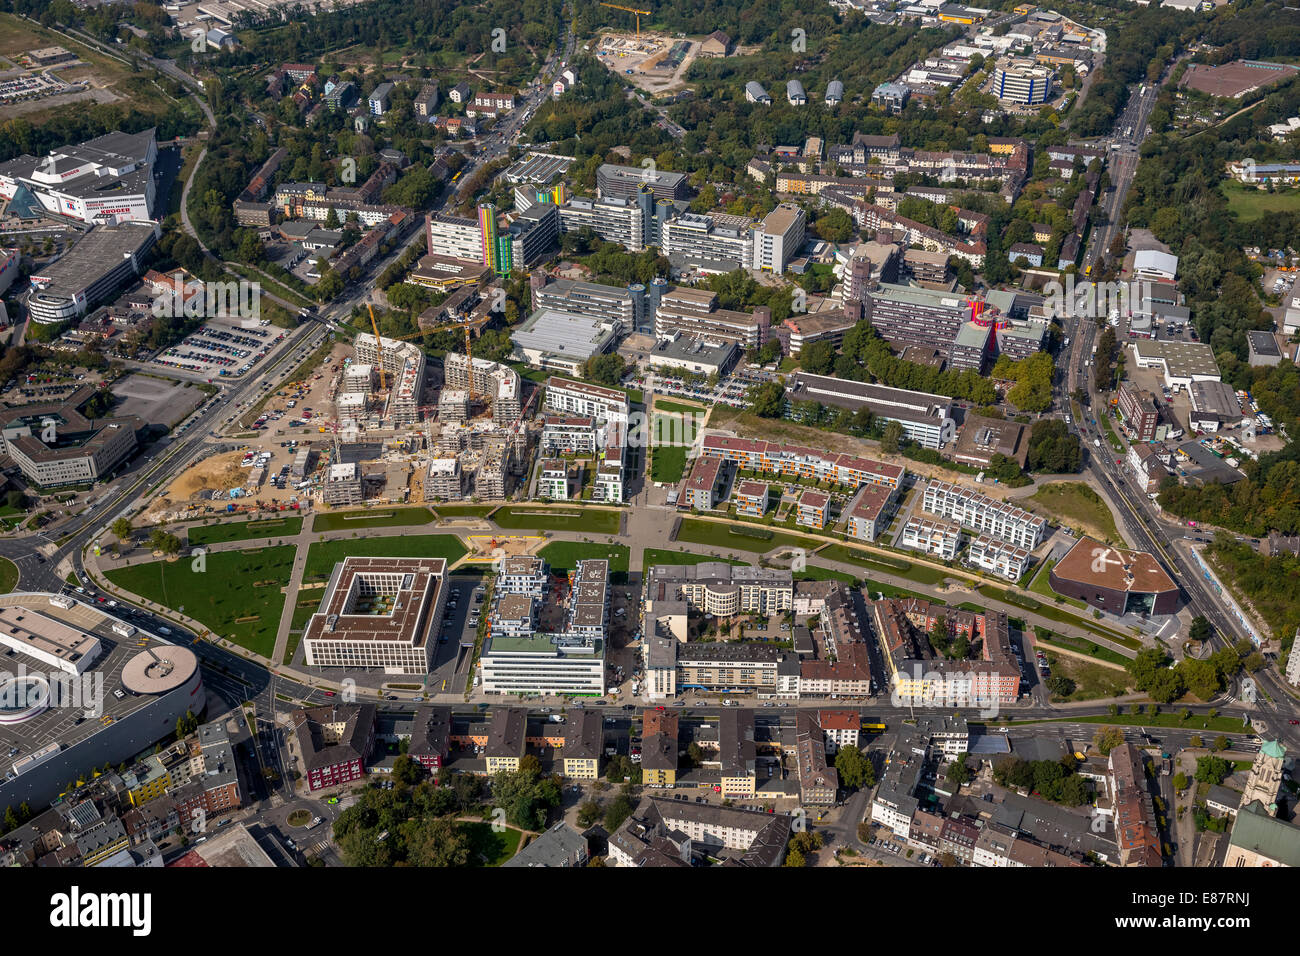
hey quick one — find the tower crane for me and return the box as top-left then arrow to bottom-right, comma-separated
600,2 -> 652,36
366,303 -> 387,391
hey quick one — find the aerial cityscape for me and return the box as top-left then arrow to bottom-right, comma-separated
0,0 -> 1296,903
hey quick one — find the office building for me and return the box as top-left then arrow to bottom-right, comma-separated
0,385 -> 140,486
301,558 -> 448,674
754,203 -> 806,273
511,308 -> 621,375
558,194 -> 645,251
786,374 -> 953,449
653,286 -> 772,350
645,562 -> 793,618
532,274 -> 638,329
661,212 -> 755,270
596,163 -> 689,202
994,58 -> 1053,104
1117,382 -> 1160,442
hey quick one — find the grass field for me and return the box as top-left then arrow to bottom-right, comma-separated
818,544 -> 950,585
654,399 -> 706,415
432,505 -> 499,519
104,547 -> 296,657
1042,651 -> 1132,702
312,507 -> 434,532
653,411 -> 700,447
189,516 -> 304,546
537,541 -> 630,575
1027,559 -> 1089,609
1223,182 -> 1300,221
459,821 -> 523,866
0,557 -> 17,594
491,506 -> 621,534
675,518 -> 821,554
650,445 -> 687,484
642,549 -> 748,569
1034,629 -> 1129,666
979,583 -> 1141,649
1024,482 -> 1121,544
302,534 -> 468,582
797,564 -> 860,585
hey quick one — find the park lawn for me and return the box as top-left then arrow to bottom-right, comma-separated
860,578 -> 932,601
654,411 -> 700,446
1027,559 -> 1089,609
459,821 -> 523,866
302,534 -> 468,582
432,505 -> 499,518
0,557 -> 17,594
538,541 -> 630,575
650,445 -> 687,484
818,544 -> 949,585
188,516 -> 304,546
312,507 -> 434,532
980,584 -> 1142,649
1223,181 -> 1300,221
654,398 -> 706,415
104,547 -> 296,657
1024,482 -> 1121,544
491,506 -> 621,534
797,564 -> 860,585
675,518 -> 821,554
642,549 -> 748,569
1041,651 -> 1132,703
1034,630 -> 1129,666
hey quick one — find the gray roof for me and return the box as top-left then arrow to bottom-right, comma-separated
1228,800 -> 1300,866
502,822 -> 588,867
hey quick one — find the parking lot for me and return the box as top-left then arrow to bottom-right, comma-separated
152,318 -> 284,381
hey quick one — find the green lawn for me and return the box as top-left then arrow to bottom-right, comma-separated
302,534 -> 468,582
797,564 -> 860,585
818,544 -> 950,585
104,547 -> 297,657
188,516 -> 304,546
1223,181 -> 1300,222
650,446 -> 687,484
312,507 -> 434,532
459,821 -> 523,866
675,518 -> 821,554
642,548 -> 748,569
1042,651 -> 1133,702
0,557 -> 17,594
1034,630 -> 1129,666
654,398 -> 706,416
1027,559 -> 1089,609
432,505 -> 499,519
1024,482 -> 1121,544
491,506 -> 621,534
538,541 -> 630,575
978,584 -> 1141,649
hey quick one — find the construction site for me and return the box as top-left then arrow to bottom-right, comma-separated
594,27 -> 701,96
146,320 -> 544,522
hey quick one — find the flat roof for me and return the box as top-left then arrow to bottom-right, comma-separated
513,309 -> 616,359
302,557 -> 446,647
1051,536 -> 1177,595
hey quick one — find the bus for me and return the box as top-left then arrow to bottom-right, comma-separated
862,722 -> 887,733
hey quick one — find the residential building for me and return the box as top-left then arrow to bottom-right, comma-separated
900,516 -> 961,560
561,709 -> 603,780
641,708 -> 679,787
645,562 -> 793,618
922,480 -> 1047,549
291,705 -> 376,792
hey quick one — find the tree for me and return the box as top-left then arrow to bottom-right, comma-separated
880,420 -> 904,455
2,806 -> 15,834
749,380 -> 786,418
583,353 -> 626,387
1093,726 -> 1125,756
801,340 -> 837,376
110,517 -> 133,544
784,847 -> 806,867
1047,675 -> 1076,697
946,755 -> 971,788
603,788 -> 635,832
1194,755 -> 1231,786
1212,735 -> 1230,753
392,755 -> 421,786
835,745 -> 874,789
1189,616 -> 1212,644
814,207 -> 854,243
577,799 -> 603,828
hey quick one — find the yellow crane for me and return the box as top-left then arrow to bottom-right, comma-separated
366,303 -> 387,391
464,323 -> 475,398
600,2 -> 651,36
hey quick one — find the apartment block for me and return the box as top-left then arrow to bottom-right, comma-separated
922,480 -> 1047,549
900,516 -> 961,561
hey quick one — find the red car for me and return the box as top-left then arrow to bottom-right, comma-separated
324,691 -> 336,697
